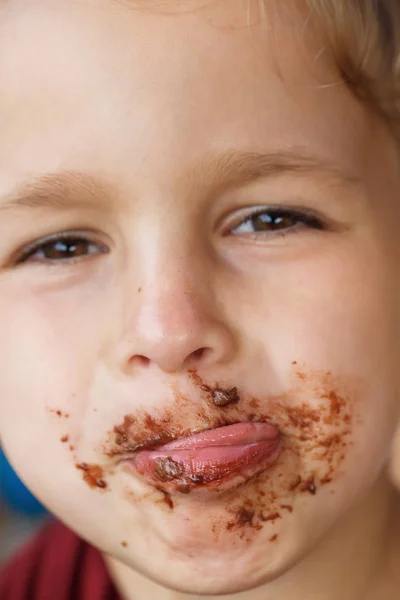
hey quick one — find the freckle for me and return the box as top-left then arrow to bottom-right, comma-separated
56,410 -> 62,416
138,287 -> 142,293
65,413 -> 70,418
69,445 -> 75,452
60,435 -> 69,443
291,361 -> 297,365
297,372 -> 306,380
269,534 -> 278,542
121,541 -> 128,548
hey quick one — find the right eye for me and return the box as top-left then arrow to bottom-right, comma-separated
16,232 -> 109,265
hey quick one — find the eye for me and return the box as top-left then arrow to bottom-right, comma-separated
230,207 -> 325,236
15,232 -> 109,265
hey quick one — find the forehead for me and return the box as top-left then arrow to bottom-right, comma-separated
0,0 -> 377,186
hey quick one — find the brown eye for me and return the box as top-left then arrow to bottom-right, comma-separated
17,234 -> 108,265
40,239 -> 90,259
231,208 -> 324,236
250,213 -> 296,231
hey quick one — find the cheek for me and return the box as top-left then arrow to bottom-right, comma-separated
0,288 -> 102,473
236,235 -> 398,382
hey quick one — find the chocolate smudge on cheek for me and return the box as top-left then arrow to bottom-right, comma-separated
76,462 -> 108,490
53,411 -> 113,494
302,476 -> 317,495
48,408 -> 70,419
260,512 -> 281,522
238,508 -> 255,524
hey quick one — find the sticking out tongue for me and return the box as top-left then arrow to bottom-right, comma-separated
132,422 -> 281,490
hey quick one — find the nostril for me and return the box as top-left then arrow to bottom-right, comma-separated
191,348 -> 206,360
130,355 -> 151,368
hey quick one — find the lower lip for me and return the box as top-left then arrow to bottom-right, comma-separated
130,422 -> 280,492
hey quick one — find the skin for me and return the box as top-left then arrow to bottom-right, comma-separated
0,0 -> 400,598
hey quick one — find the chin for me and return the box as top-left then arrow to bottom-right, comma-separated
117,536 -> 300,596
136,562 -> 282,596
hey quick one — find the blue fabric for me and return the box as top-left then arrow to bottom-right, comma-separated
0,448 -> 46,515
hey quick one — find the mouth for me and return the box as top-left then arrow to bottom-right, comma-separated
124,422 -> 281,494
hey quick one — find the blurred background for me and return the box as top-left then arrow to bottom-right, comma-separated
0,446 -> 48,564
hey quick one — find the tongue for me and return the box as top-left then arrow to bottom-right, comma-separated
133,422 -> 280,486
158,422 -> 279,450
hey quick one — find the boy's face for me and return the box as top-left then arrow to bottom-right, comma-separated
0,0 -> 399,595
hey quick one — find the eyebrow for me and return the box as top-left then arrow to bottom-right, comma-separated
0,171 -> 114,213
0,149 -> 362,213
196,148 -> 362,194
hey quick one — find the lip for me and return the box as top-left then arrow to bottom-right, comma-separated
127,422 -> 281,493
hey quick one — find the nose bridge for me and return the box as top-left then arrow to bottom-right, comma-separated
139,244 -> 207,336
137,212 -> 206,313
115,223 -> 235,374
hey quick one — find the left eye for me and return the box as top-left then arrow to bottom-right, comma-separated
231,208 -> 325,235
15,233 -> 108,265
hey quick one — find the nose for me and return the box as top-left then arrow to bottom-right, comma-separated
114,266 -> 236,376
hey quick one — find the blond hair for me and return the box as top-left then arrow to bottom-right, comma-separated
306,0 -> 400,133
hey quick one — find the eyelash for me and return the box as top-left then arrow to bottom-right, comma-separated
229,206 -> 325,237
15,207 -> 325,265
15,231 -> 109,266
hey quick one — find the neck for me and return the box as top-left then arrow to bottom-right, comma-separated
106,476 -> 400,600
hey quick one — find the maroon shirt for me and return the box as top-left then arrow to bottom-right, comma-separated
0,520 -> 122,600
